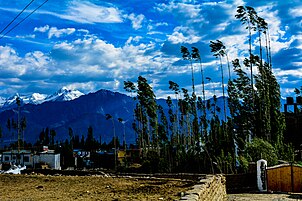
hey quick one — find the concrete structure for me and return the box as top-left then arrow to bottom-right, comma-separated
257,159 -> 267,192
34,150 -> 61,170
73,149 -> 91,168
1,149 -> 60,170
1,150 -> 33,167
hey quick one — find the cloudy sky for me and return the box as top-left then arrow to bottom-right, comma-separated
0,0 -> 301,99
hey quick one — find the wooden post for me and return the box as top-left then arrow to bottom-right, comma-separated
291,163 -> 294,192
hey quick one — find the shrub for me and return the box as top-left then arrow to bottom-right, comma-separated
245,138 -> 278,166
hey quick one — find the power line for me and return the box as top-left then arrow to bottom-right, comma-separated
0,0 -> 49,40
0,0 -> 35,36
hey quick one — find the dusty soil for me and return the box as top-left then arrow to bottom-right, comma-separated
228,193 -> 302,201
0,174 -> 195,201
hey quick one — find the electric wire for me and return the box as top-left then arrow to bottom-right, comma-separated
0,0 -> 49,40
0,0 -> 35,36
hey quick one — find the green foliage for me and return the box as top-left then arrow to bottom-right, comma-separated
245,138 -> 278,166
214,150 -> 234,174
140,151 -> 168,173
274,134 -> 295,163
238,155 -> 249,173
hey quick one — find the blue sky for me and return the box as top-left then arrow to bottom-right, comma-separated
0,0 -> 301,99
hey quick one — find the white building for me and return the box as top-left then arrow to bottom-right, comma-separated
33,150 -> 61,170
1,149 -> 61,170
1,150 -> 33,167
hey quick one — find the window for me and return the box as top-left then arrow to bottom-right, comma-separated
23,156 -> 29,163
4,156 -> 9,161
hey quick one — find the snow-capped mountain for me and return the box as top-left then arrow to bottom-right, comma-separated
0,89 -> 136,145
0,88 -> 84,111
0,96 -> 7,107
22,93 -> 48,105
45,87 -> 84,102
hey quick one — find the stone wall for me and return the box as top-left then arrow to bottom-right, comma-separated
179,174 -> 226,201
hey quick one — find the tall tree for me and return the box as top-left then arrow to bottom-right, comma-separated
137,76 -> 159,155
192,47 -> 207,139
68,127 -> 74,151
227,59 -> 253,152
20,117 -> 26,146
180,46 -> 199,145
181,46 -> 195,94
168,81 -> 181,145
209,40 -> 227,124
16,96 -> 21,152
235,6 -> 258,101
106,114 -> 117,170
118,117 -> 127,151
50,129 -> 56,146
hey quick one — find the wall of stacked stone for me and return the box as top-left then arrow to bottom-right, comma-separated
179,174 -> 226,201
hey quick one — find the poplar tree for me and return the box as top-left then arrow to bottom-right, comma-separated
235,6 -> 258,100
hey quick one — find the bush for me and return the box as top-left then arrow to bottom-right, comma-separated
245,138 -> 278,166
237,155 -> 249,173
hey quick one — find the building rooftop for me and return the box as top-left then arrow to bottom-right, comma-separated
2,150 -> 32,154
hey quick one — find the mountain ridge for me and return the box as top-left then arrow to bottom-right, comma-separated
0,89 -> 136,146
0,88 -> 288,147
0,87 -> 84,112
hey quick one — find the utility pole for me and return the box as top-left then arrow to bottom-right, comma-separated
16,97 -> 21,164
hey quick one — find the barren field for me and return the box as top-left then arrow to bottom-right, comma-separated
0,174 -> 195,201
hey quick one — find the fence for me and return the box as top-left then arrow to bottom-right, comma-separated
267,163 -> 302,193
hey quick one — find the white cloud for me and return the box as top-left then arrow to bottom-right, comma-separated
16,34 -> 36,39
34,25 -> 50,33
168,26 -> 201,44
34,25 -> 81,39
156,1 -> 201,19
78,29 -> 90,34
28,1 -> 123,24
0,46 -> 52,78
25,51 -> 51,68
125,36 -> 142,45
53,42 -> 74,50
127,13 -> 145,30
155,22 -> 168,27
0,46 -> 22,70
48,27 -> 76,39
213,22 -> 231,32
63,1 -> 123,24
64,82 -> 97,92
289,6 -> 302,17
274,68 -> 302,78
46,35 -> 180,93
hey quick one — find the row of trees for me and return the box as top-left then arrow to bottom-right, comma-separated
122,6 -> 293,173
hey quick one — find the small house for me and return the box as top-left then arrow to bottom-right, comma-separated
1,150 -> 33,167
33,149 -> 61,170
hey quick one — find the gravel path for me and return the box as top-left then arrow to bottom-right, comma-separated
228,193 -> 302,201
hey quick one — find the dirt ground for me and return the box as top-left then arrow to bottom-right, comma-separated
0,174 -> 195,201
228,193 -> 302,201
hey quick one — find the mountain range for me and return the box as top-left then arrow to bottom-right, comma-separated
0,88 -> 288,147
0,88 -> 138,146
0,87 -> 84,112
